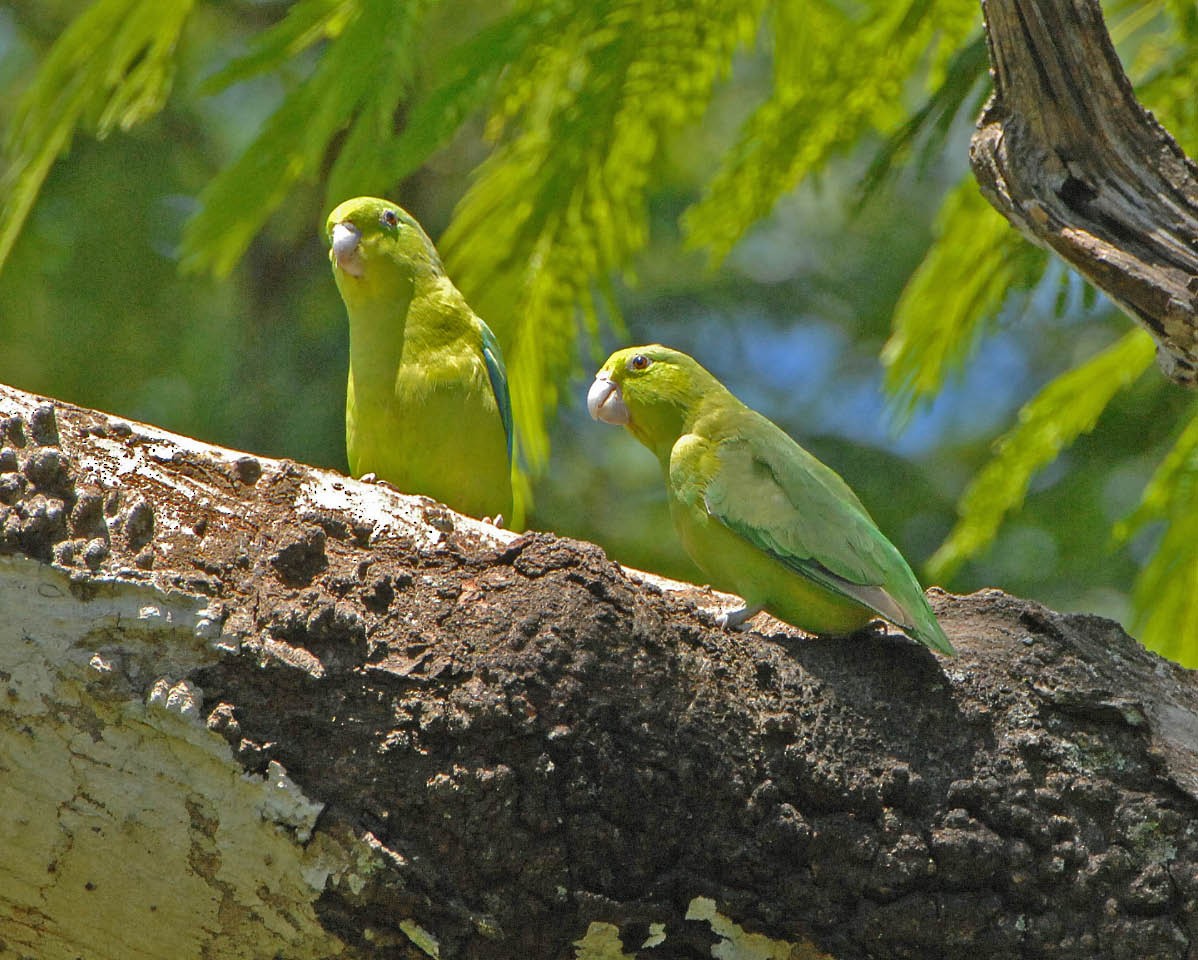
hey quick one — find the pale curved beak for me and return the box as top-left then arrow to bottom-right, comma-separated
587,375 -> 630,425
330,222 -> 364,277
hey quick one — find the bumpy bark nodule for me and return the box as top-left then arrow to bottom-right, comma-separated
1,382 -> 1196,959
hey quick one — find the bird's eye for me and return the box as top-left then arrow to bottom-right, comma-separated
628,354 -> 651,372
380,209 -> 400,229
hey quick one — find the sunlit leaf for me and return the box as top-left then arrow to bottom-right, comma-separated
1130,508 -> 1198,668
882,181 -> 1045,410
385,7 -> 552,184
1132,0 -> 1198,155
859,33 -> 988,203
181,0 -> 430,276
683,0 -> 980,264
1123,409 -> 1198,666
201,0 -> 349,93
324,3 -> 424,207
443,0 -> 763,473
928,329 -> 1156,583
0,0 -> 195,272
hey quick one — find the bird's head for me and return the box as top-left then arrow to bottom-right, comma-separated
326,197 -> 442,295
588,344 -> 717,453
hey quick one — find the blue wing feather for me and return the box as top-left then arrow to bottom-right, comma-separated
479,322 -> 513,464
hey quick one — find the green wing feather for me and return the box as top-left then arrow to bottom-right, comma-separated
702,423 -> 952,653
479,321 -> 513,464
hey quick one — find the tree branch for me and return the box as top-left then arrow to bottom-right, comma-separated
2,380 -> 1198,958
971,0 -> 1198,384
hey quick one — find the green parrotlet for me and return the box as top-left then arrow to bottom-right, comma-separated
326,196 -> 513,523
587,344 -> 953,654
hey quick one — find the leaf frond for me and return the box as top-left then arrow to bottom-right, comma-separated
1122,404 -> 1198,665
1129,508 -> 1198,667
1115,402 -> 1198,542
859,32 -> 988,204
181,0 -> 431,276
1132,2 -> 1198,155
385,8 -> 552,184
0,0 -> 195,272
882,180 -> 1046,411
201,0 -> 350,93
683,0 -> 980,264
927,329 -> 1156,583
442,0 -> 763,472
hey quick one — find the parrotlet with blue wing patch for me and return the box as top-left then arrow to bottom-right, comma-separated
587,344 -> 953,654
326,197 -> 514,523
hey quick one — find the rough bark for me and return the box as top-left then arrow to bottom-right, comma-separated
1,380 -> 1197,960
971,0 -> 1198,384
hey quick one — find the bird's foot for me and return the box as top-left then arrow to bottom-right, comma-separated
715,604 -> 765,631
357,473 -> 399,492
483,514 -> 506,529
852,620 -> 890,640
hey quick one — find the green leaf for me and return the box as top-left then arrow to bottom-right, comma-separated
1120,405 -> 1198,665
1130,507 -> 1198,667
1115,404 -> 1198,543
1123,407 -> 1198,666
324,2 -> 426,207
1131,0 -> 1198,155
442,0 -> 764,473
200,0 -> 349,93
385,7 -> 552,184
882,180 -> 1046,410
859,33 -> 989,203
181,0 -> 431,276
0,0 -> 196,273
928,329 -> 1156,583
683,0 -> 980,264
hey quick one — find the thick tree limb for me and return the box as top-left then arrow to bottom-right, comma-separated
971,0 -> 1198,384
2,381 -> 1198,959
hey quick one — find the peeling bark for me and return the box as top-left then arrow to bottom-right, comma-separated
971,0 -> 1198,384
2,381 -> 1197,959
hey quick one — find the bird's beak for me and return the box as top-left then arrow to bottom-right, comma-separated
330,222 -> 364,277
587,374 -> 630,425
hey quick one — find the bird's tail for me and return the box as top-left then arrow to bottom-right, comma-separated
912,609 -> 955,655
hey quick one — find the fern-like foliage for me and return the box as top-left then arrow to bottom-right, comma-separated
858,34 -> 989,202
199,0 -> 347,91
1118,406 -> 1198,665
180,0 -> 429,275
928,330 -> 1157,583
1131,0 -> 1198,155
682,0 -> 980,264
879,0 -> 1192,413
440,0 -> 765,472
882,182 -> 1047,411
898,0 -> 1198,664
386,8 -> 554,185
879,0 -> 1198,380
0,0 -> 196,270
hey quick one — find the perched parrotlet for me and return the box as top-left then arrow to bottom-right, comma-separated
326,196 -> 513,523
587,344 -> 953,654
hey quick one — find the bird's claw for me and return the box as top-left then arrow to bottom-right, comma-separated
483,514 -> 506,529
358,473 -> 399,492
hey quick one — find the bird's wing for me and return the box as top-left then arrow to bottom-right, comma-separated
702,432 -> 914,628
478,321 -> 513,464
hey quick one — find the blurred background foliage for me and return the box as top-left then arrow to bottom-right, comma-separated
2,0 -> 1198,663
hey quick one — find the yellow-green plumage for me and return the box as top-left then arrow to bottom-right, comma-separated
326,197 -> 513,522
588,345 -> 953,654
